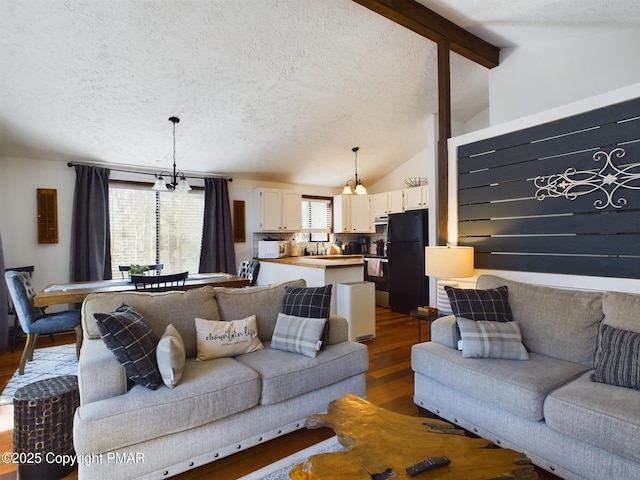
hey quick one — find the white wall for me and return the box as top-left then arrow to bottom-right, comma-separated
489,29 -> 640,125
367,149 -> 429,194
0,157 -> 77,295
368,115 -> 437,194
462,108 -> 489,134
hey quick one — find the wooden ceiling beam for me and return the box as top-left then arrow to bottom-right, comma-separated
436,39 -> 451,246
352,0 -> 500,69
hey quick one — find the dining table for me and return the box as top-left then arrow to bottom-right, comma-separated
34,272 -> 250,307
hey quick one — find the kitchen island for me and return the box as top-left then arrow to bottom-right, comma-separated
257,255 -> 364,313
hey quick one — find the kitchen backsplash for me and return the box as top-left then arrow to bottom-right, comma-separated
252,224 -> 387,258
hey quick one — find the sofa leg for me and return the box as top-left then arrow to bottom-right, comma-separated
417,405 -> 441,419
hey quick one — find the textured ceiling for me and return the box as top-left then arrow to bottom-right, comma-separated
1,0 -> 639,189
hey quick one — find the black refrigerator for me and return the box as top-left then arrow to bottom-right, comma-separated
387,210 -> 429,313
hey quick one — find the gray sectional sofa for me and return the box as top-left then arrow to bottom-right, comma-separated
412,274 -> 640,480
73,280 -> 368,479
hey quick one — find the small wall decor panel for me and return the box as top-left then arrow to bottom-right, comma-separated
37,188 -> 59,244
457,97 -> 640,279
233,200 -> 246,243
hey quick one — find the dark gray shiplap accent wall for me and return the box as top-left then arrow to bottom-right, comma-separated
457,97 -> 640,279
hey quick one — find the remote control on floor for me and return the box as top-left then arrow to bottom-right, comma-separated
405,456 -> 451,476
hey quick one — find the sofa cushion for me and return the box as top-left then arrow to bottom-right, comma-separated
271,313 -> 326,358
602,291 -> 640,333
411,341 -> 588,421
94,303 -> 162,390
235,341 -> 369,405
445,285 -> 513,322
457,318 -> 528,360
195,315 -> 264,360
282,285 -> 332,348
156,324 -> 186,388
73,357 -> 261,454
214,279 -> 306,342
591,323 -> 640,390
476,275 -> 603,367
545,371 -> 640,464
83,287 -> 220,358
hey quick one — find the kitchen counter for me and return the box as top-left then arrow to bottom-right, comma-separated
258,255 -> 364,269
256,256 -> 365,313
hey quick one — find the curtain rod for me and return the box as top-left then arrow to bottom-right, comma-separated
66,162 -> 233,182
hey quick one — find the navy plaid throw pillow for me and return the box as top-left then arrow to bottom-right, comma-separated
282,285 -> 332,348
94,303 -> 162,389
445,285 -> 513,322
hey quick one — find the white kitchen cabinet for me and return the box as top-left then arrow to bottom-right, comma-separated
255,188 -> 302,232
404,185 -> 428,210
387,190 -> 405,214
372,190 -> 404,216
281,190 -> 302,230
371,192 -> 389,218
352,195 -> 373,232
333,194 -> 373,233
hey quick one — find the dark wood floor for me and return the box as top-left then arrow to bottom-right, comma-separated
0,308 -> 560,479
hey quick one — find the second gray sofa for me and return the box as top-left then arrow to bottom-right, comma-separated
412,274 -> 640,480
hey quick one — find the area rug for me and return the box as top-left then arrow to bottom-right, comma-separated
0,344 -> 78,405
238,436 -> 345,480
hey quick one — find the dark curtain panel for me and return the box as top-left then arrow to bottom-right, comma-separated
199,177 -> 237,274
0,232 -> 7,354
70,165 -> 112,281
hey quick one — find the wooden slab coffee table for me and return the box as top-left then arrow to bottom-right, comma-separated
291,394 -> 537,479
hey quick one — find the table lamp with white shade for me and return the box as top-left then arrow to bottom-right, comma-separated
424,246 -> 475,315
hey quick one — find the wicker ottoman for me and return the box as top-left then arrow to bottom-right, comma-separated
13,375 -> 79,480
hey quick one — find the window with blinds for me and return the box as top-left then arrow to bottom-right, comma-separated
109,182 -> 204,278
300,196 -> 332,242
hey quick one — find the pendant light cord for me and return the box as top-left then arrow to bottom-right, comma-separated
353,146 -> 360,185
169,116 -> 180,186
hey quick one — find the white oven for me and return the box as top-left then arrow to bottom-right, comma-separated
258,240 -> 290,258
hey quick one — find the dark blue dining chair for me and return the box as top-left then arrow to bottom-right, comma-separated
131,271 -> 188,291
238,260 -> 260,286
118,263 -> 164,279
5,271 -> 82,375
5,265 -> 34,352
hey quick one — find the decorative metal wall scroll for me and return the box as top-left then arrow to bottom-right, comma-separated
533,147 -> 640,210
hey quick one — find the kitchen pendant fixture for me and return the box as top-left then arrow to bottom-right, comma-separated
342,146 -> 367,195
152,116 -> 192,193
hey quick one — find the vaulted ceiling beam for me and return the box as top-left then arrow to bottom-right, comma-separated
352,0 -> 500,69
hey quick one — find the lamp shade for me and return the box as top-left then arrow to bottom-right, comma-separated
152,177 -> 168,191
424,246 -> 474,278
175,177 -> 192,192
354,182 -> 367,195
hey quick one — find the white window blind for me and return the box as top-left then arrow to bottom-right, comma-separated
109,182 -> 204,278
301,196 -> 331,242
